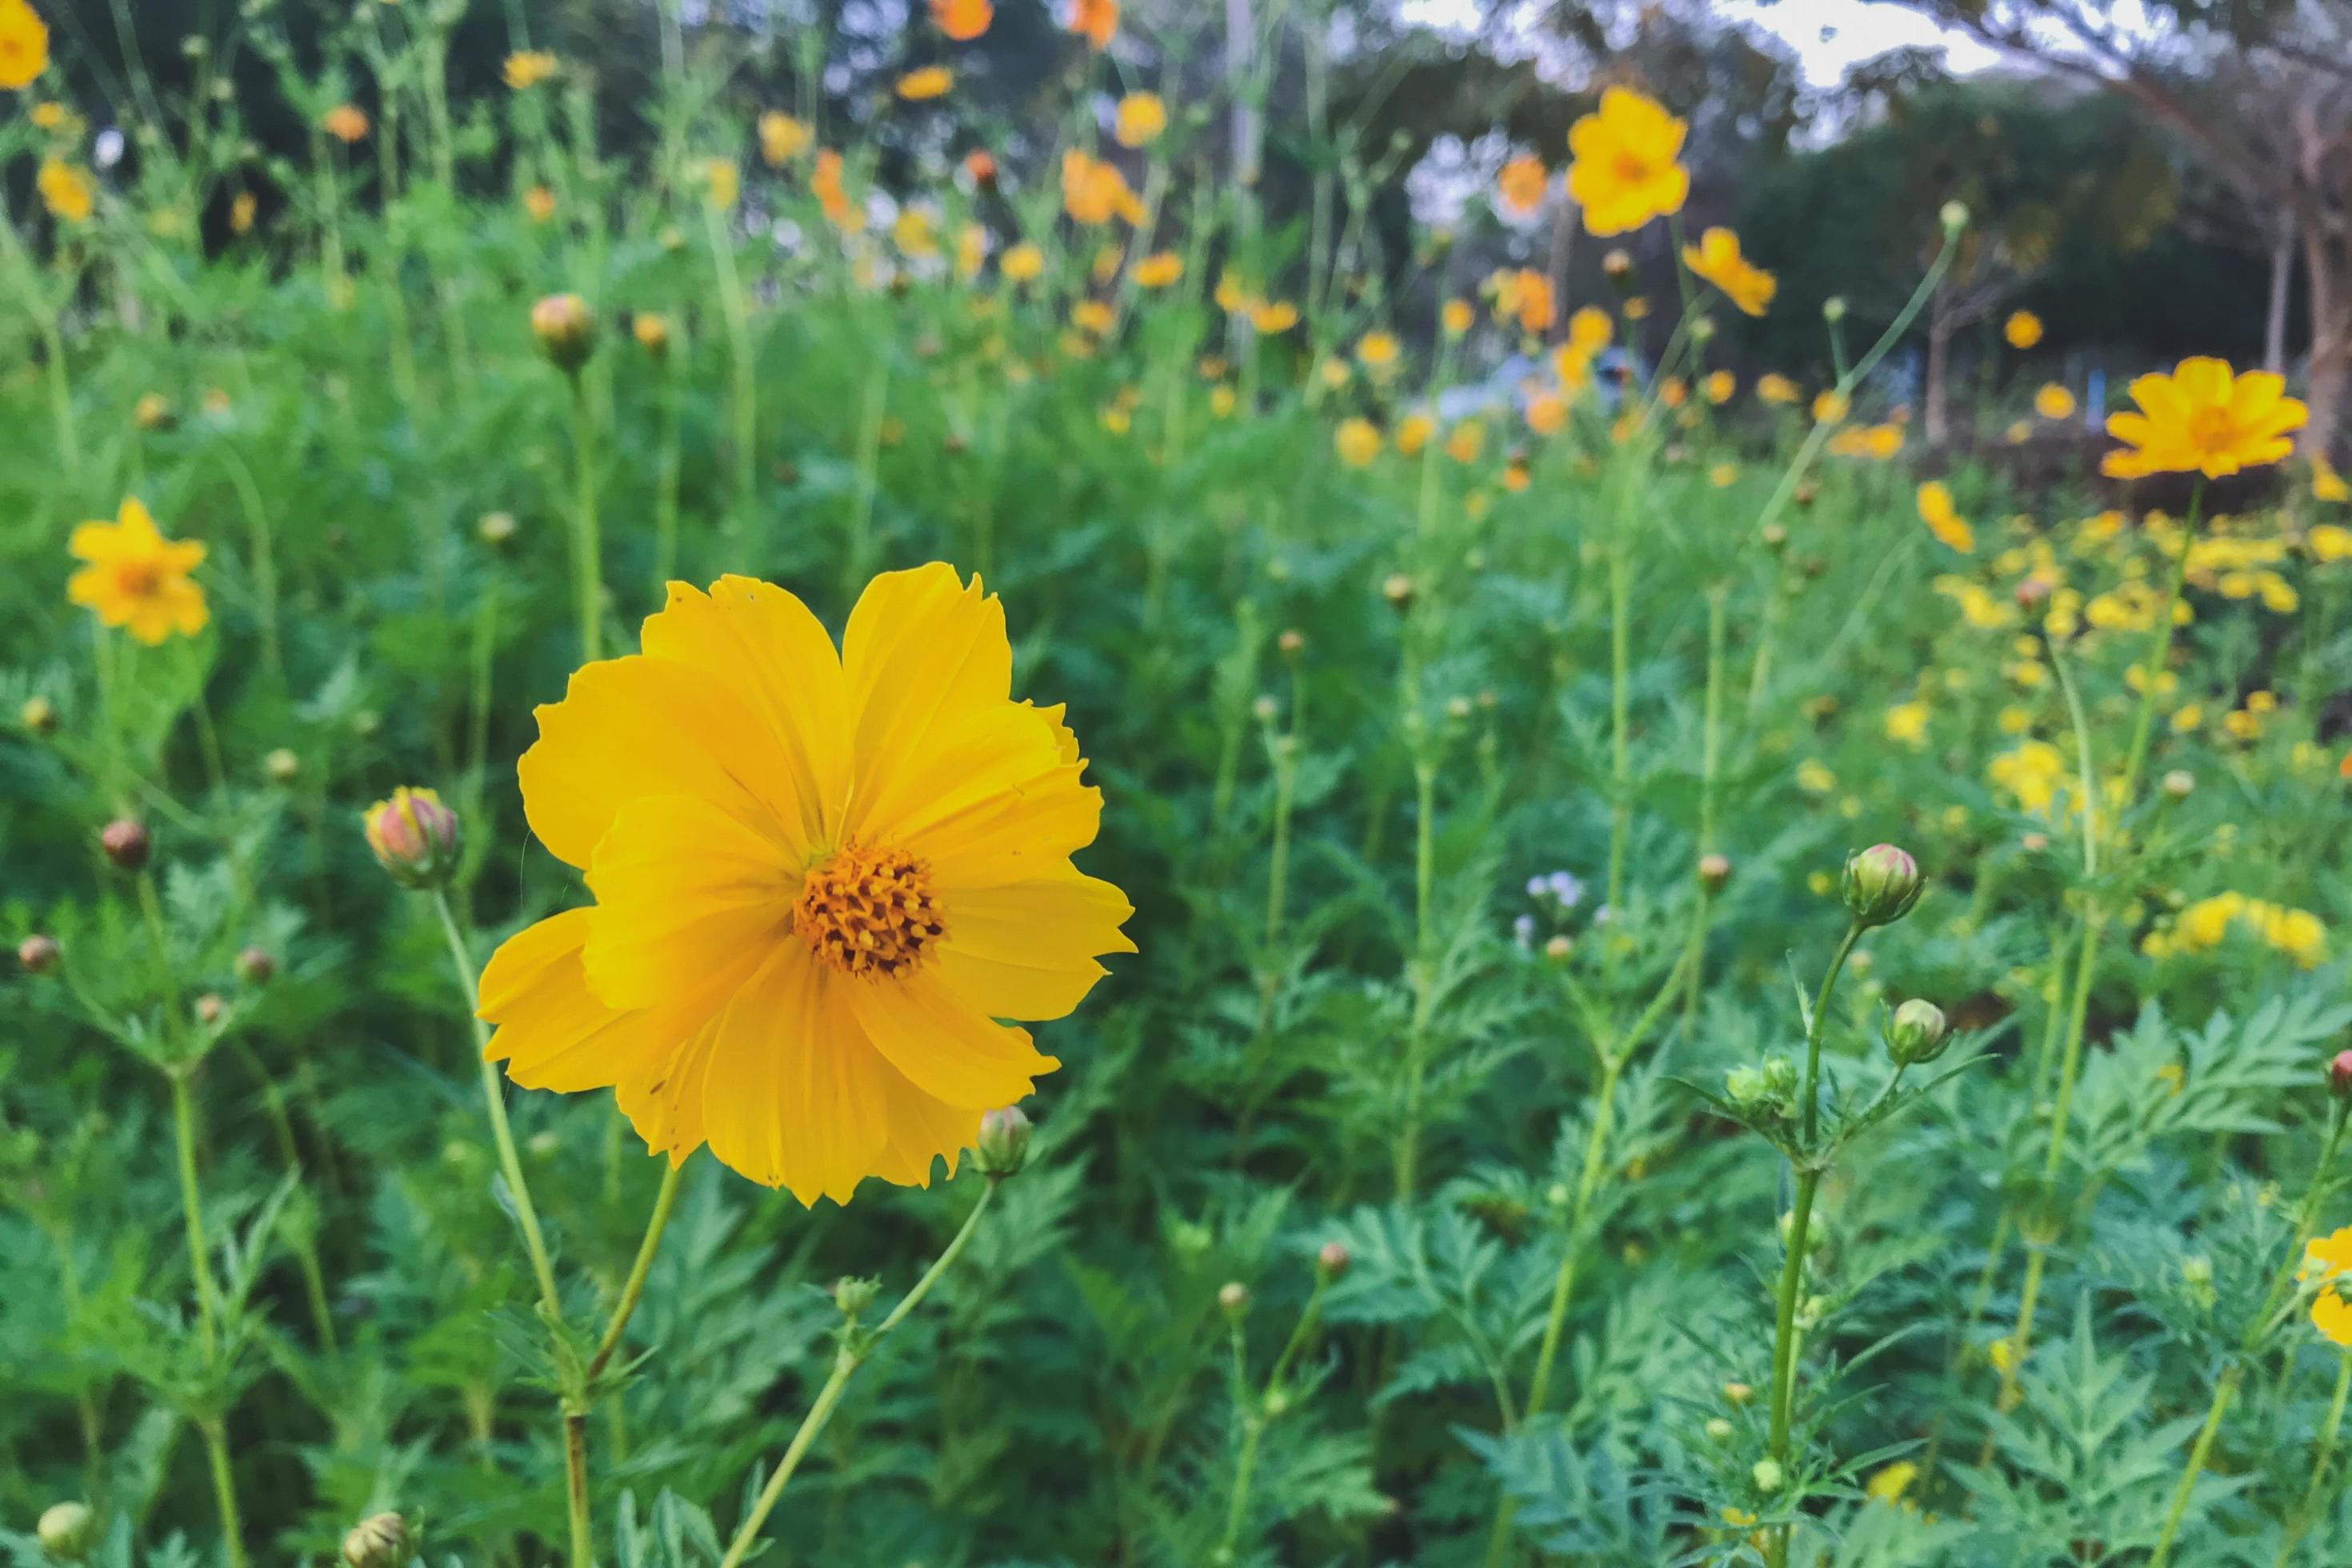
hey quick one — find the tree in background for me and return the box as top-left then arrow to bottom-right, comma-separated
1895,0 -> 2352,458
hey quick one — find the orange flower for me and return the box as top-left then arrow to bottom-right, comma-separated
812,149 -> 857,230
930,0 -> 993,40
1069,0 -> 1117,49
1497,154 -> 1547,216
1062,150 -> 1142,226
2103,358 -> 2307,479
897,66 -> 953,101
322,104 -> 369,144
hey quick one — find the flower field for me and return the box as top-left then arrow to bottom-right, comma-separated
7,2 -> 2352,1566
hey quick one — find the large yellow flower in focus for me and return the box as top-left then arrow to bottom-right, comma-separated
68,498 -> 209,644
1565,86 -> 1688,237
2102,357 -> 2307,479
0,0 -> 49,90
478,566 -> 1135,1204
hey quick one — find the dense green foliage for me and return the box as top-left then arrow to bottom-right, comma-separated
6,4 -> 2352,1568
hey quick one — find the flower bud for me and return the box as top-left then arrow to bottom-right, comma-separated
1751,1459 -> 1783,1494
1262,1386 -> 1291,1418
1725,1064 -> 1768,1107
1842,843 -> 1923,929
363,788 -> 462,890
341,1513 -> 409,1568
530,293 -> 597,373
194,993 -> 226,1026
39,1503 -> 97,1561
1316,1241 -> 1350,1280
18,934 -> 61,976
235,946 -> 276,986
1939,200 -> 1969,235
1822,296 -> 1847,324
2330,1049 -> 2352,1100
478,511 -> 518,546
1218,1281 -> 1250,1318
632,312 -> 670,357
1758,1055 -> 1798,1101
834,1275 -> 881,1317
1542,934 -> 1573,963
2162,770 -> 2194,800
1698,853 -> 1731,895
100,818 -> 150,872
1887,998 -> 1951,1065
21,695 -> 57,734
1381,573 -> 1414,612
1278,629 -> 1305,655
1722,1380 -> 1753,1405
974,1105 -> 1031,1177
264,747 -> 300,783
1704,1416 -> 1734,1441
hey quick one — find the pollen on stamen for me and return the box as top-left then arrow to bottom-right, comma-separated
793,843 -> 944,978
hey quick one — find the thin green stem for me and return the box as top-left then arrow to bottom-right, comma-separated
2149,1364 -> 2241,1568
198,1418 -> 250,1568
568,376 -> 604,665
430,890 -> 562,1316
169,1069 -> 222,1358
2276,1354 -> 2352,1568
586,1158 -> 687,1383
714,1181 -> 998,1568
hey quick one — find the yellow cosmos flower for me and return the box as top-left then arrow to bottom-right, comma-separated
36,157 -> 90,222
1001,242 -> 1045,283
1062,149 -> 1144,226
1918,481 -> 1974,554
323,104 -> 370,143
1357,330 -> 1399,371
1396,412 -> 1434,457
230,190 -> 258,234
2318,1288 -> 2352,1348
896,66 -> 953,101
759,111 -> 811,166
930,0 -> 993,39
1249,299 -> 1298,334
1496,154 -> 1547,216
1757,372 -> 1799,406
2034,382 -> 2076,420
1441,298 -> 1474,337
1681,227 -> 1775,316
479,568 -> 1135,1202
1114,91 -> 1167,148
1703,370 -> 1735,405
0,0 -> 50,90
2103,357 -> 2307,479
67,498 -> 209,645
2004,310 -> 2042,349
1132,250 -> 1182,289
1565,86 -> 1689,237
523,185 -> 556,223
503,50 -> 558,90
1334,418 -> 1380,467
2315,458 -> 2350,503
702,158 -> 739,210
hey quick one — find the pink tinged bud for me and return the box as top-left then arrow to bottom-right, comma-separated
974,1105 -> 1032,1177
101,818 -> 151,872
1317,1241 -> 1351,1280
2330,1050 -> 2352,1100
234,946 -> 276,986
1698,853 -> 1732,894
18,934 -> 61,975
530,293 -> 597,372
364,788 -> 462,889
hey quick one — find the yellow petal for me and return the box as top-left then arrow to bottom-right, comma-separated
517,654 -> 810,870
866,1064 -> 982,1189
840,562 -> 1014,839
841,970 -> 1058,1109
582,794 -> 795,1010
479,910 -> 682,1094
935,869 -> 1134,1021
638,577 -> 851,852
696,950 -> 890,1202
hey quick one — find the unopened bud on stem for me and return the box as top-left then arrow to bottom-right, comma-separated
1887,998 -> 1951,1065
1842,844 -> 1923,929
363,789 -> 462,890
341,1513 -> 408,1568
974,1105 -> 1031,1177
38,1503 -> 95,1561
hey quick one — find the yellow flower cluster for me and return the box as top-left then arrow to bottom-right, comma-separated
2142,890 -> 2326,968
2302,1228 -> 2352,1347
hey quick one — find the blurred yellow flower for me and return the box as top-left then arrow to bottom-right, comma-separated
230,190 -> 258,234
1001,242 -> 1045,283
36,157 -> 90,222
1757,372 -> 1799,406
1566,86 -> 1689,237
1526,393 -> 1568,435
1866,1461 -> 1918,1506
1062,150 -> 1143,226
1497,154 -> 1547,216
1444,421 -> 1486,464
702,158 -> 740,209
1132,251 -> 1182,289
523,184 -> 556,223
1357,330 -> 1400,371
1396,412 -> 1434,457
1441,298 -> 1474,336
1249,299 -> 1298,334
1681,227 -> 1775,316
503,50 -> 558,90
1886,701 -> 1930,748
2316,458 -> 2349,502
1070,299 -> 1114,335
323,104 -> 370,143
479,566 -> 1134,1202
68,498 -> 209,645
2005,310 -> 2042,349
1492,267 -> 1554,334
2034,383 -> 2076,420
2103,358 -> 2306,479
760,111 -> 811,166
897,66 -> 953,100
0,0 -> 49,90
1114,91 -> 1167,148
1334,418 -> 1381,467
1703,370 -> 1735,406
1918,481 -> 1974,554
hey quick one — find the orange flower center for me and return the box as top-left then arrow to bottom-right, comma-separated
113,559 -> 162,598
792,843 -> 943,978
2186,405 -> 2238,451
1612,151 -> 1651,185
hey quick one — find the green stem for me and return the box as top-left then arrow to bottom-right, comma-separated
2276,1354 -> 2352,1568
586,1158 -> 687,1383
430,890 -> 563,1316
2117,484 -> 2203,812
198,1418 -> 250,1568
713,1181 -> 998,1568
2149,1364 -> 2242,1568
169,1069 -> 221,1358
1604,540 -> 1633,915
568,376 -> 604,665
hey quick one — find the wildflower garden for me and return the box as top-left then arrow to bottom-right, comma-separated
10,1 -> 2352,1564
